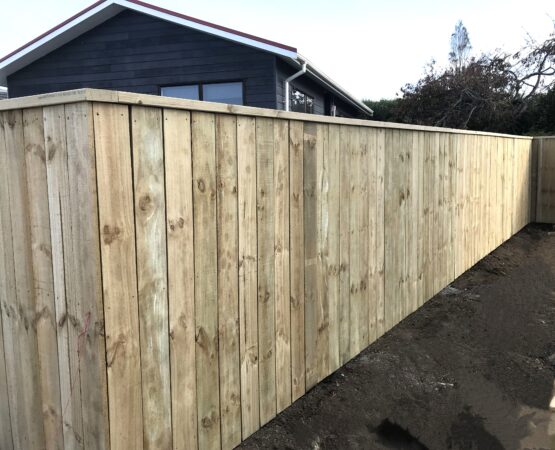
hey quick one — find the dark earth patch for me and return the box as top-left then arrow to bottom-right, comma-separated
238,224 -> 555,449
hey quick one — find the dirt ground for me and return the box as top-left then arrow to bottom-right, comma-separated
238,224 -> 555,450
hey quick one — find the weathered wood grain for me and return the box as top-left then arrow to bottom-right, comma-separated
23,108 -> 63,450
274,119 -> 291,412
237,116 -> 260,436
289,120 -> 305,401
0,94 -> 542,450
94,103 -> 143,450
0,110 -> 18,450
326,124 -> 341,371
215,114 -> 242,448
191,111 -> 221,450
163,108 -> 198,450
131,106 -> 172,450
303,121 -> 319,388
256,117 -> 277,425
65,102 -> 110,450
44,105 -> 84,449
338,125 -> 351,363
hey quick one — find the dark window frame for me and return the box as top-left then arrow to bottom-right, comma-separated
159,80 -> 245,105
289,85 -> 314,114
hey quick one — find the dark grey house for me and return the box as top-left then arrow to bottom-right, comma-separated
0,0 -> 372,118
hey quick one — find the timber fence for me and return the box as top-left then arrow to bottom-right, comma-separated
0,89 -> 549,450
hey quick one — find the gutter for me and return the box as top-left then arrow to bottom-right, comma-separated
290,55 -> 374,117
284,62 -> 307,111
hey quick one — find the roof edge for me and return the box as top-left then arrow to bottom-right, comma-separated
0,0 -> 298,84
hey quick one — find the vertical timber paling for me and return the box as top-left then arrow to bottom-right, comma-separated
0,91 -> 543,450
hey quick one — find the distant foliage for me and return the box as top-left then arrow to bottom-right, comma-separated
362,98 -> 400,122
449,21 -> 472,72
365,21 -> 555,135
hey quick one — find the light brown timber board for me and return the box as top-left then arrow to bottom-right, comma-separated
288,120 -> 305,401
191,111 -> 221,450
237,115 -> 260,437
94,103 -> 143,450
273,118 -> 292,412
256,117 -> 276,425
22,107 -> 63,450
164,108 -> 198,450
131,106 -> 172,450
64,102 -> 110,450
215,113 -> 242,448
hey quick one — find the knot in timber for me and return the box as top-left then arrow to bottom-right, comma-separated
197,178 -> 206,193
138,194 -> 152,212
195,326 -> 209,350
169,217 -> 185,232
103,225 -> 122,245
201,412 -> 217,429
260,290 -> 271,303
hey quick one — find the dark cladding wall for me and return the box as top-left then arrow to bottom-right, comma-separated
7,10 -> 277,108
275,59 -> 363,118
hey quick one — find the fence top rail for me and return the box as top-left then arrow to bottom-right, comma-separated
0,88 -> 534,140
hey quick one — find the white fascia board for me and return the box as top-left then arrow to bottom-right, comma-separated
0,1 -> 124,85
0,0 -> 297,85
115,0 -> 297,59
294,54 -> 373,116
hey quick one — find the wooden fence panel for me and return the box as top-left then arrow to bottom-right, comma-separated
0,110 -> 19,450
215,114 -> 242,447
131,106 -> 172,450
338,125 -> 351,363
303,121 -> 319,388
44,105 -> 84,450
164,109 -> 198,450
536,138 -> 555,223
94,103 -> 143,450
315,123 -> 330,382
327,124 -> 341,372
2,109 -> 46,450
274,119 -> 291,413
367,128 -> 378,342
65,102 -> 110,450
256,117 -> 276,424
0,91 -> 545,450
23,108 -> 62,450
191,111 -> 221,450
237,116 -> 260,437
289,120 -> 306,401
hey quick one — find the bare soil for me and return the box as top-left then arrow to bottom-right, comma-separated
238,224 -> 555,450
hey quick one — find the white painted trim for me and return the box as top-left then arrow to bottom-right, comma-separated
296,54 -> 373,116
0,0 -> 373,117
115,0 -> 297,59
0,1 -> 123,84
0,0 -> 297,84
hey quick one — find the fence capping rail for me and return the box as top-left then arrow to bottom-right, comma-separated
0,88 -> 534,140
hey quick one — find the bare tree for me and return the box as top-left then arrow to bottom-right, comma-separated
449,21 -> 472,71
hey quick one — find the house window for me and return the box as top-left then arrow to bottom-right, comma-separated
203,82 -> 243,105
161,82 -> 243,105
290,87 -> 314,114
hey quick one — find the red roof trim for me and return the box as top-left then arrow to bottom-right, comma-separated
0,0 -> 107,63
126,0 -> 297,52
0,0 -> 297,64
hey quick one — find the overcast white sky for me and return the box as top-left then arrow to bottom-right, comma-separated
1,0 -> 553,99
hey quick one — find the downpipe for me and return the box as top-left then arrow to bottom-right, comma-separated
284,62 -> 307,111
